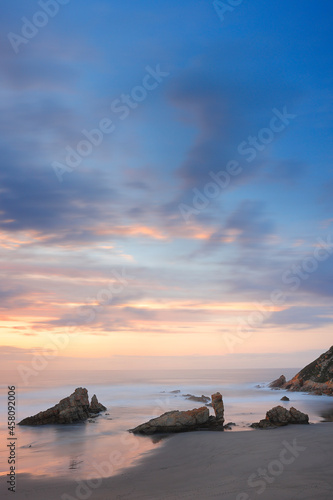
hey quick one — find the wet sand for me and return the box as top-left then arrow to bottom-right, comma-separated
2,423 -> 333,500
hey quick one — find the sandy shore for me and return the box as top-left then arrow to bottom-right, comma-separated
3,424 -> 333,500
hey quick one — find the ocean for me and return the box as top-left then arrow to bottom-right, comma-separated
1,368 -> 332,481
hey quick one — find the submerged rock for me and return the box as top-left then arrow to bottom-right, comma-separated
19,388 -> 106,425
130,392 -> 225,434
251,405 -> 309,429
184,394 -> 210,403
281,396 -> 290,401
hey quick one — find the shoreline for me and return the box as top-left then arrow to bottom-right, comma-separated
3,422 -> 333,500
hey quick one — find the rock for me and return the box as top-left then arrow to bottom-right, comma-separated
89,394 -> 107,413
251,420 -> 274,429
251,405 -> 309,429
184,394 -> 210,403
211,392 -> 224,425
279,346 -> 333,396
269,375 -> 286,389
281,396 -> 290,401
266,406 -> 292,426
18,388 -> 106,425
289,407 -> 309,424
130,392 -> 226,434
224,421 -> 236,430
170,390 -> 181,394
130,407 -> 210,435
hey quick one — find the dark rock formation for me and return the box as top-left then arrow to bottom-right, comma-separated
89,394 -> 107,413
184,394 -> 210,403
130,392 -> 225,434
129,407 -> 209,434
281,396 -> 290,401
211,392 -> 224,425
251,405 -> 309,429
282,346 -> 333,395
269,375 -> 286,388
224,422 -> 236,430
19,388 -> 106,425
269,347 -> 333,396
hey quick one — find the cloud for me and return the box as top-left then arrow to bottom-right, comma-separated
225,200 -> 276,247
167,69 -> 262,189
190,200 -> 276,258
266,306 -> 333,329
0,146 -> 119,241
262,160 -> 307,186
0,285 -> 28,308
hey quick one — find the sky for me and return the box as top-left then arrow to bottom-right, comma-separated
0,0 -> 332,372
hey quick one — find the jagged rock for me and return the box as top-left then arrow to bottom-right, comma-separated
130,407 -> 210,434
269,347 -> 333,396
184,394 -> 210,403
269,375 -> 286,389
288,407 -> 309,424
130,392 -> 225,434
18,388 -> 106,425
266,406 -> 291,425
89,394 -> 107,413
251,420 -> 273,429
211,392 -> 224,425
280,346 -> 333,396
224,421 -> 236,430
251,405 -> 309,429
281,396 -> 290,401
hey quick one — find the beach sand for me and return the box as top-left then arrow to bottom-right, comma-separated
3,423 -> 333,500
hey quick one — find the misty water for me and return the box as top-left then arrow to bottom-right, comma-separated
1,369 -> 332,480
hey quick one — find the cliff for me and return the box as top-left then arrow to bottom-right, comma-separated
271,346 -> 333,396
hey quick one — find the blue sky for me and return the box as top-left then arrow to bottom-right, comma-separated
0,0 -> 332,370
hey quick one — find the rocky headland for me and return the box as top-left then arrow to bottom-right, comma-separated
18,387 -> 107,425
269,346 -> 333,395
